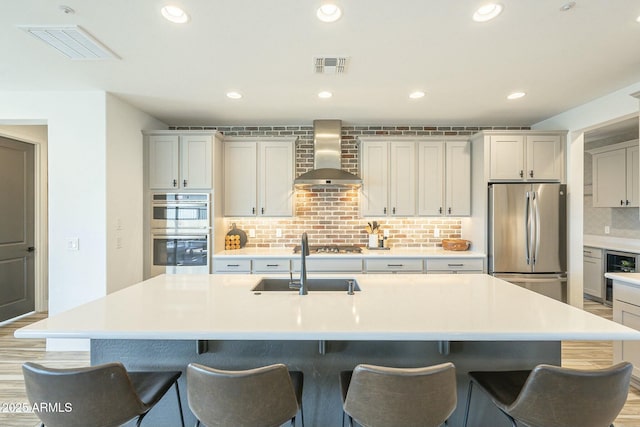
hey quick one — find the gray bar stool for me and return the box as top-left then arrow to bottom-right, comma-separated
187,362 -> 304,427
22,361 -> 185,427
339,362 -> 457,427
463,362 -> 632,427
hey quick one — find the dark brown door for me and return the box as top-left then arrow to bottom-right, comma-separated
0,136 -> 35,322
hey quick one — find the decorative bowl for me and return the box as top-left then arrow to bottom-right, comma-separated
441,239 -> 470,251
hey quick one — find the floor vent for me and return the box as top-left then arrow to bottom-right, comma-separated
314,57 -> 348,74
18,25 -> 119,60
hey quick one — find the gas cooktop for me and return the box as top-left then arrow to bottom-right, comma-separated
292,245 -> 363,254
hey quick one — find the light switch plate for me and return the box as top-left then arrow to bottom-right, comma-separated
248,229 -> 256,238
276,229 -> 282,237
66,237 -> 79,251
604,225 -> 610,234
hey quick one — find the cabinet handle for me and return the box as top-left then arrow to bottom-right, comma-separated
448,263 -> 464,267
172,179 -> 177,187
448,207 -> 452,214
266,264 -> 279,267
387,264 -> 404,267
621,200 -> 624,206
393,207 -> 396,214
227,264 -> 240,267
183,179 -> 188,187
252,207 -> 256,214
520,170 -> 524,178
384,207 -> 387,214
626,200 -> 630,206
529,170 -> 534,178
261,207 -> 265,214
439,207 -> 443,214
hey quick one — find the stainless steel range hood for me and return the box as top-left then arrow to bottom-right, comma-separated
294,119 -> 362,186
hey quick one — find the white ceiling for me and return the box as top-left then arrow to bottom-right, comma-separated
2,0 -> 640,126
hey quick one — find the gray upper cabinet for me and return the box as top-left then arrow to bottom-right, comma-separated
224,138 -> 295,217
146,132 -> 219,190
590,140 -> 639,208
489,134 -> 562,181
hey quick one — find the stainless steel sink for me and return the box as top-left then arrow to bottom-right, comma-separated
252,278 -> 361,292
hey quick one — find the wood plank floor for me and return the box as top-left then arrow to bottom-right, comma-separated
1,303 -> 639,426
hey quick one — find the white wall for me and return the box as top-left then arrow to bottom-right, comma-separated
533,81 -> 640,307
0,91 -> 166,350
106,94 -> 165,293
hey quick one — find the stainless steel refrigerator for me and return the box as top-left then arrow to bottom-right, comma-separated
488,183 -> 567,302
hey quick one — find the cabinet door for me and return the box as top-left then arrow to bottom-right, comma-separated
526,135 -> 562,181
613,298 -> 640,382
627,145 -> 639,207
583,256 -> 603,298
224,141 -> 257,216
260,141 -> 294,216
361,141 -> 389,216
445,141 -> 471,216
489,135 -> 525,180
417,142 -> 444,216
592,148 -> 626,207
389,141 -> 416,216
148,135 -> 179,189
180,135 -> 212,189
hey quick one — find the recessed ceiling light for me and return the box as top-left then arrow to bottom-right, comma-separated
409,91 -> 425,99
317,3 -> 342,22
473,3 -> 503,22
636,15 -> 640,23
507,92 -> 526,100
318,91 -> 333,99
559,1 -> 576,12
161,5 -> 190,24
226,91 -> 242,99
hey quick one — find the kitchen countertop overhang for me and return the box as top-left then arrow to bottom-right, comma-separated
16,273 -> 639,342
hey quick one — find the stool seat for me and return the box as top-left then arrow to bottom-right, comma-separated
22,362 -> 185,427
463,362 -> 633,427
187,363 -> 304,427
339,363 -> 456,427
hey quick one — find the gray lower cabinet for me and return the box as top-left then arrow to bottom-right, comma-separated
583,246 -> 604,300
613,280 -> 640,386
291,258 -> 363,273
425,258 -> 484,274
364,258 -> 424,273
213,259 -> 251,273
252,258 -> 291,274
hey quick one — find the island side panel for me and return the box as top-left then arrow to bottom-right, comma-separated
92,339 -> 560,427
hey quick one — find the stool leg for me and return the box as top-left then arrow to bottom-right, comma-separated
300,401 -> 304,427
174,381 -> 185,427
463,380 -> 474,427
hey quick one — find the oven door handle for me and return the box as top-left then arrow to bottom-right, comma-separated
152,203 -> 208,208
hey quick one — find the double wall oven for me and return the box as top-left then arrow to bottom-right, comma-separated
150,193 -> 210,276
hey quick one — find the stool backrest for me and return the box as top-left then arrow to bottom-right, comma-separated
344,362 -> 456,427
508,362 -> 632,427
187,363 -> 298,427
22,362 -> 146,427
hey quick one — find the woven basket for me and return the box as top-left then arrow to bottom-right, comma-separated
441,239 -> 470,251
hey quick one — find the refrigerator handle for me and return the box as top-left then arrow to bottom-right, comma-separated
533,191 -> 540,265
525,191 -> 531,265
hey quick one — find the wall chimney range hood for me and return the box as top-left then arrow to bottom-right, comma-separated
294,119 -> 362,187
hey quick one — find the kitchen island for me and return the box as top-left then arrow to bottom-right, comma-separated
16,273 -> 640,427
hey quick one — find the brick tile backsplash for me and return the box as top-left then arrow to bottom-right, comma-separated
171,123 -> 530,248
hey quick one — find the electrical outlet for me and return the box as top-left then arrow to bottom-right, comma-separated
604,225 -> 610,234
434,227 -> 440,238
248,229 -> 256,238
383,229 -> 389,237
276,229 -> 282,237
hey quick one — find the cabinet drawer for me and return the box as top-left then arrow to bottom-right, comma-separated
365,258 -> 423,273
291,258 -> 363,273
614,281 -> 640,307
583,246 -> 602,259
213,259 -> 251,273
253,259 -> 291,273
426,258 -> 484,272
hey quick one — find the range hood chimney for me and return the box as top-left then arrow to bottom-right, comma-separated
294,119 -> 362,187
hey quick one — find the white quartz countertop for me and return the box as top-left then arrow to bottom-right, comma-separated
16,274 -> 640,342
606,272 -> 640,287
584,235 -> 640,254
214,247 -> 486,259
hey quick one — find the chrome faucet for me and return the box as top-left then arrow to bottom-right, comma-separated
290,233 -> 309,295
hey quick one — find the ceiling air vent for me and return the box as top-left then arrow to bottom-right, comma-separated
314,57 -> 348,74
18,25 -> 119,60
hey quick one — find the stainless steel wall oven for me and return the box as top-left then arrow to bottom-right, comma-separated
149,193 -> 210,276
